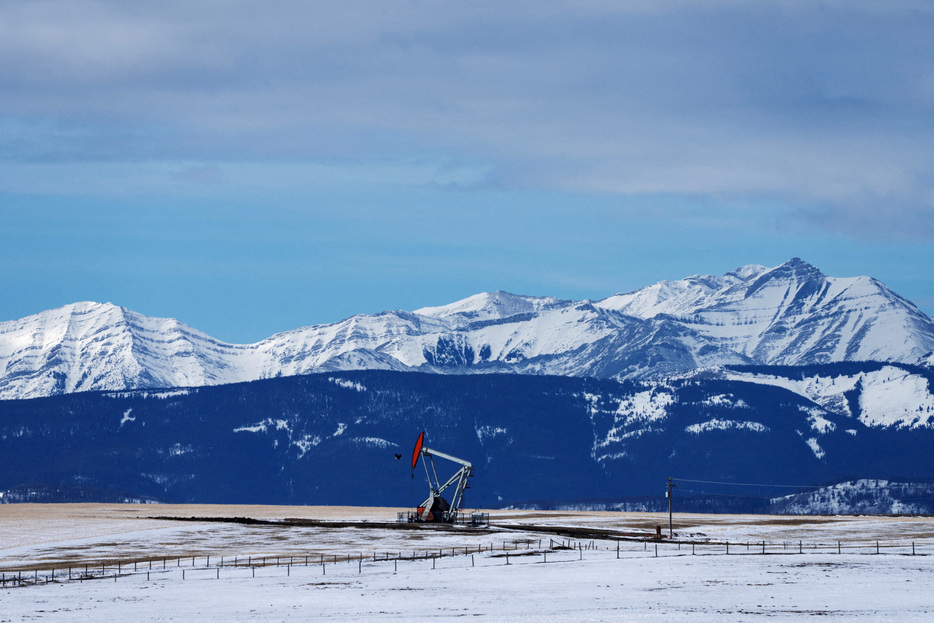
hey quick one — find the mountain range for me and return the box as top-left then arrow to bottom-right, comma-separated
2,258 -> 933,401
2,257 -> 934,512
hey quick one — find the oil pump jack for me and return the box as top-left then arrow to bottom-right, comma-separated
410,431 -> 474,523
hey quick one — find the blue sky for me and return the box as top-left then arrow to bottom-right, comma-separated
2,1 -> 933,343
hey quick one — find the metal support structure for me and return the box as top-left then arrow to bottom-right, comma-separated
415,444 -> 473,522
407,432 -> 474,523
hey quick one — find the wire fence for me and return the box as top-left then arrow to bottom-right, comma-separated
1,536 -> 930,589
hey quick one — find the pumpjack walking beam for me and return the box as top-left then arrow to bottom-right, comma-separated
411,431 -> 473,522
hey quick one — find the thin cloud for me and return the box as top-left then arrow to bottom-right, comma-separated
1,1 -> 932,239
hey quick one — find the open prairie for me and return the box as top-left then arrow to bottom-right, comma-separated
2,505 -> 933,621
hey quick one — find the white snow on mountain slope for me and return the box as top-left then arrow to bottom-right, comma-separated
0,302 -> 248,398
587,389 -> 677,462
597,258 -> 934,366
413,291 -> 566,323
723,366 -> 934,429
596,265 -> 769,318
772,479 -> 934,515
685,419 -> 769,434
1,259 -> 933,400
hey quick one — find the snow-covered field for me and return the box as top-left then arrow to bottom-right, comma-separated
2,505 -> 934,621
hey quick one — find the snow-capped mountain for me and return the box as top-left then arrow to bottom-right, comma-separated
2,258 -> 933,400
598,257 -> 934,364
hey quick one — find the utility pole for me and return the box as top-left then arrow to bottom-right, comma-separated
665,476 -> 677,537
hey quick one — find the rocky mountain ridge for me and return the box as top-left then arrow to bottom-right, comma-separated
2,258 -> 932,400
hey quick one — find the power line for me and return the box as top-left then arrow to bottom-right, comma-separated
672,477 -> 823,490
678,489 -> 772,499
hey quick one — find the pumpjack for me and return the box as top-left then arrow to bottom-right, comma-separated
410,431 -> 474,523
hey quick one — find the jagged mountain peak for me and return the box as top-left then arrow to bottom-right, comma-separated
744,257 -> 824,296
779,256 -> 821,274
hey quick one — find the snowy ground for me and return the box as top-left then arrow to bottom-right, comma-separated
2,505 -> 934,621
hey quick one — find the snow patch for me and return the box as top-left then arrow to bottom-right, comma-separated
233,419 -> 290,434
685,419 -> 769,434
328,377 -> 366,392
803,437 -> 825,459
351,437 -> 396,449
801,407 -> 835,434
292,435 -> 321,458
476,426 -> 508,443
107,389 -> 194,400
726,365 -> 934,429
858,368 -> 934,428
168,443 -> 192,457
701,394 -> 750,409
590,390 -> 675,462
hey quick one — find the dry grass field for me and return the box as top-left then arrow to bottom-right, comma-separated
4,505 -> 934,621
3,504 -> 933,572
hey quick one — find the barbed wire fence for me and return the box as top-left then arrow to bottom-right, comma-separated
2,535 -> 930,589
